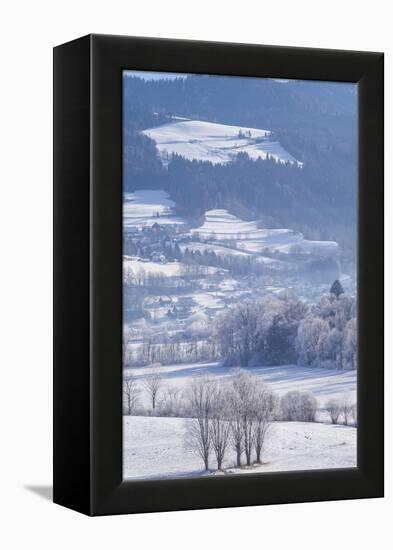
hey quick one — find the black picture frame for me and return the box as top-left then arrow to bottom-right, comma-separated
53,34 -> 384,516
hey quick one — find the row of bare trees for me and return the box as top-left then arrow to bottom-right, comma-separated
123,367 -> 162,414
185,370 -> 277,471
124,369 -> 356,427
123,324 -> 219,367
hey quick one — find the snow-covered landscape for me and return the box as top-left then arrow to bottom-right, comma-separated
124,416 -> 356,480
142,118 -> 303,166
123,361 -> 356,479
122,189 -> 357,480
122,71 -> 357,481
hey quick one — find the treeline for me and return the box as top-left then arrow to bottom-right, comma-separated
123,266 -> 205,292
214,289 -> 357,370
129,339 -> 218,367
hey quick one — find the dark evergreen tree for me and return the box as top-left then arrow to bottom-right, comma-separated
330,279 -> 344,298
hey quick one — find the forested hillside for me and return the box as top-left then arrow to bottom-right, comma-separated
123,74 -> 357,251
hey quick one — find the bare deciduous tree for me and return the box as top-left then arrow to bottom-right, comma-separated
143,366 -> 162,410
185,376 -> 214,470
253,387 -> 277,464
228,387 -> 243,468
232,369 -> 257,467
325,399 -> 341,424
351,403 -> 357,427
339,395 -> 353,425
158,386 -> 183,417
123,373 -> 140,415
209,384 -> 231,470
300,392 -> 318,422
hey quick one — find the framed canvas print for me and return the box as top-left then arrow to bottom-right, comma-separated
53,34 -> 384,516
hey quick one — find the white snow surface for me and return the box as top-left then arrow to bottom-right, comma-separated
124,362 -> 357,409
123,416 -> 356,480
123,189 -> 185,229
191,209 -> 338,256
142,119 -> 302,166
123,363 -> 356,479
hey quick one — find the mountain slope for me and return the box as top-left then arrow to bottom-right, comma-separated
142,119 -> 301,166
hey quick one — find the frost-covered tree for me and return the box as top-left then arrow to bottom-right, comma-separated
143,365 -> 162,410
231,369 -> 257,466
325,399 -> 341,424
123,373 -> 140,415
314,293 -> 354,330
158,386 -> 183,417
209,384 -> 231,470
253,386 -> 277,463
184,372 -> 278,471
324,328 -> 344,369
351,403 -> 357,427
227,386 -> 244,468
296,293 -> 357,370
296,316 -> 329,367
185,376 -> 215,470
339,395 -> 354,425
214,293 -> 357,371
215,296 -> 306,366
343,318 -> 357,370
185,312 -> 209,339
214,302 -> 258,365
280,390 -> 318,422
301,392 -> 318,422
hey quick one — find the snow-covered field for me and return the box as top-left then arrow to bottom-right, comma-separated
142,119 -> 302,166
123,189 -> 185,230
124,362 -> 357,409
123,362 -> 357,480
123,416 -> 356,480
191,209 -> 338,257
